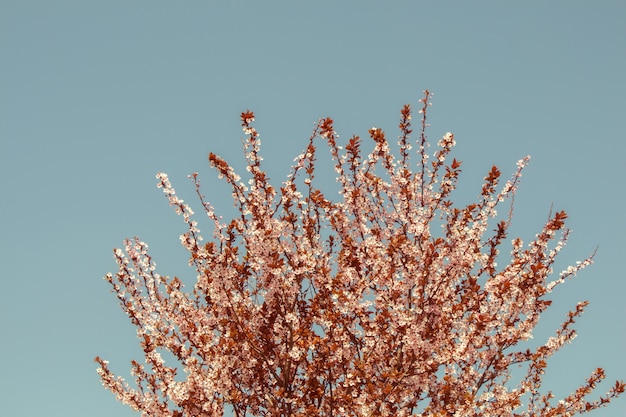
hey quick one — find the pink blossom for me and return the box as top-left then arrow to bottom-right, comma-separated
97,93 -> 624,416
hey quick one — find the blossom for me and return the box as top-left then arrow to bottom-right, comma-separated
97,92 -> 624,416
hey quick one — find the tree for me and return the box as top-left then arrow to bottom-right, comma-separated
96,91 -> 624,416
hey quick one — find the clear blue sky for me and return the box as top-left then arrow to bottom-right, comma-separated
1,2 -> 624,416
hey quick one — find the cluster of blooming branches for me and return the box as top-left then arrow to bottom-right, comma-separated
96,91 -> 624,416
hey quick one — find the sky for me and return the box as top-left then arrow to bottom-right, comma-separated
1,1 -> 625,416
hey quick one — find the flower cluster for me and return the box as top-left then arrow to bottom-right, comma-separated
96,92 -> 624,416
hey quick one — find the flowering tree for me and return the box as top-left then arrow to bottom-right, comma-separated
96,91 -> 624,416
